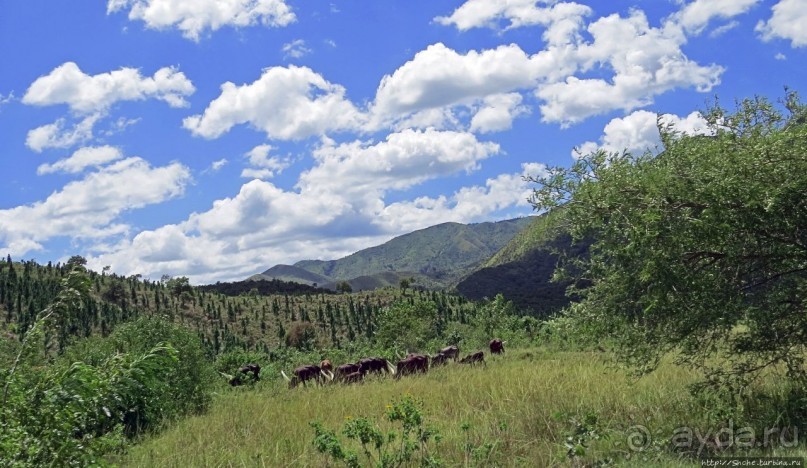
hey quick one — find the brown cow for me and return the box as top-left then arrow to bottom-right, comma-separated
438,345 -> 460,361
395,354 -> 429,378
357,357 -> 396,375
320,359 -> 333,373
430,352 -> 450,367
239,363 -> 261,381
489,339 -> 506,355
282,364 -> 332,388
334,363 -> 363,381
341,371 -> 364,384
459,351 -> 486,366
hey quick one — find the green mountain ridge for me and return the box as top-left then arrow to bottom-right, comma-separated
257,217 -> 535,290
455,210 -> 589,316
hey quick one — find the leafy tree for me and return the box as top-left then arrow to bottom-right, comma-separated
102,281 -> 126,305
66,255 -> 87,267
528,91 -> 807,393
470,294 -> 519,339
285,321 -> 319,350
165,276 -> 193,306
399,277 -> 411,294
374,301 -> 438,352
336,281 -> 353,294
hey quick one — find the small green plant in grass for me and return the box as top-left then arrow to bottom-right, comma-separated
310,395 -> 442,467
556,411 -> 613,466
460,421 -> 504,467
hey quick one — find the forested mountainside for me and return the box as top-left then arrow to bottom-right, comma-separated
255,217 -> 534,289
455,211 -> 590,316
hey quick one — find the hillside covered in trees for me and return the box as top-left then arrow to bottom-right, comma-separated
254,217 -> 534,290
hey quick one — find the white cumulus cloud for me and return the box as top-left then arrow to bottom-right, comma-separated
23,62 -> 194,114
0,157 -> 191,257
241,144 -> 290,179
756,0 -> 807,48
576,110 -> 711,157
371,43 -> 541,125
37,145 -> 124,175
470,93 -> 530,133
107,0 -> 295,41
536,10 -> 723,126
25,113 -> 103,152
435,0 -> 592,43
183,65 -> 363,140
669,0 -> 759,35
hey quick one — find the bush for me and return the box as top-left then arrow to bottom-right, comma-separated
106,317 -> 216,428
285,321 -> 319,351
374,301 -> 439,353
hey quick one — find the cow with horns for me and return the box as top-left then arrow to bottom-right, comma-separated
281,364 -> 334,388
459,351 -> 486,366
489,339 -> 506,355
395,353 -> 429,378
320,359 -> 333,374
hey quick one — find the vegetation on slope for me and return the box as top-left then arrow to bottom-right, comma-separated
454,211 -> 589,316
260,217 -> 534,288
529,91 -> 807,393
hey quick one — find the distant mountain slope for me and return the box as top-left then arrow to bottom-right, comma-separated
455,210 -> 589,316
249,264 -> 332,286
257,217 -> 534,289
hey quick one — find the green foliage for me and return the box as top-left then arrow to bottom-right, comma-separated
556,411 -> 611,465
528,91 -> 807,393
311,395 -> 442,468
337,281 -> 353,294
374,301 -> 439,352
0,343 -> 179,467
105,317 -> 216,424
0,315 -> 214,466
285,321 -> 319,351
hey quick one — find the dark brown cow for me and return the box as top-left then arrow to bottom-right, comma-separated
395,354 -> 429,378
489,339 -> 506,355
430,352 -> 449,367
282,364 -> 332,388
459,351 -> 486,366
227,375 -> 243,386
334,363 -> 363,381
239,363 -> 261,381
357,357 -> 395,375
341,371 -> 364,384
438,345 -> 460,361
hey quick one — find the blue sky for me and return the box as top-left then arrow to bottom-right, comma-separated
0,0 -> 804,284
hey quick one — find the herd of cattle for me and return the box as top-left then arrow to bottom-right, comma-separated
227,339 -> 506,388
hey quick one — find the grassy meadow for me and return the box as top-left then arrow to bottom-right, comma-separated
112,348 -> 804,467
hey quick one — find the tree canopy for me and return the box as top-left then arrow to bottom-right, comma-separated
529,91 -> 807,392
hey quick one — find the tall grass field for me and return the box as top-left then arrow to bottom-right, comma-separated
112,349 -> 805,467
